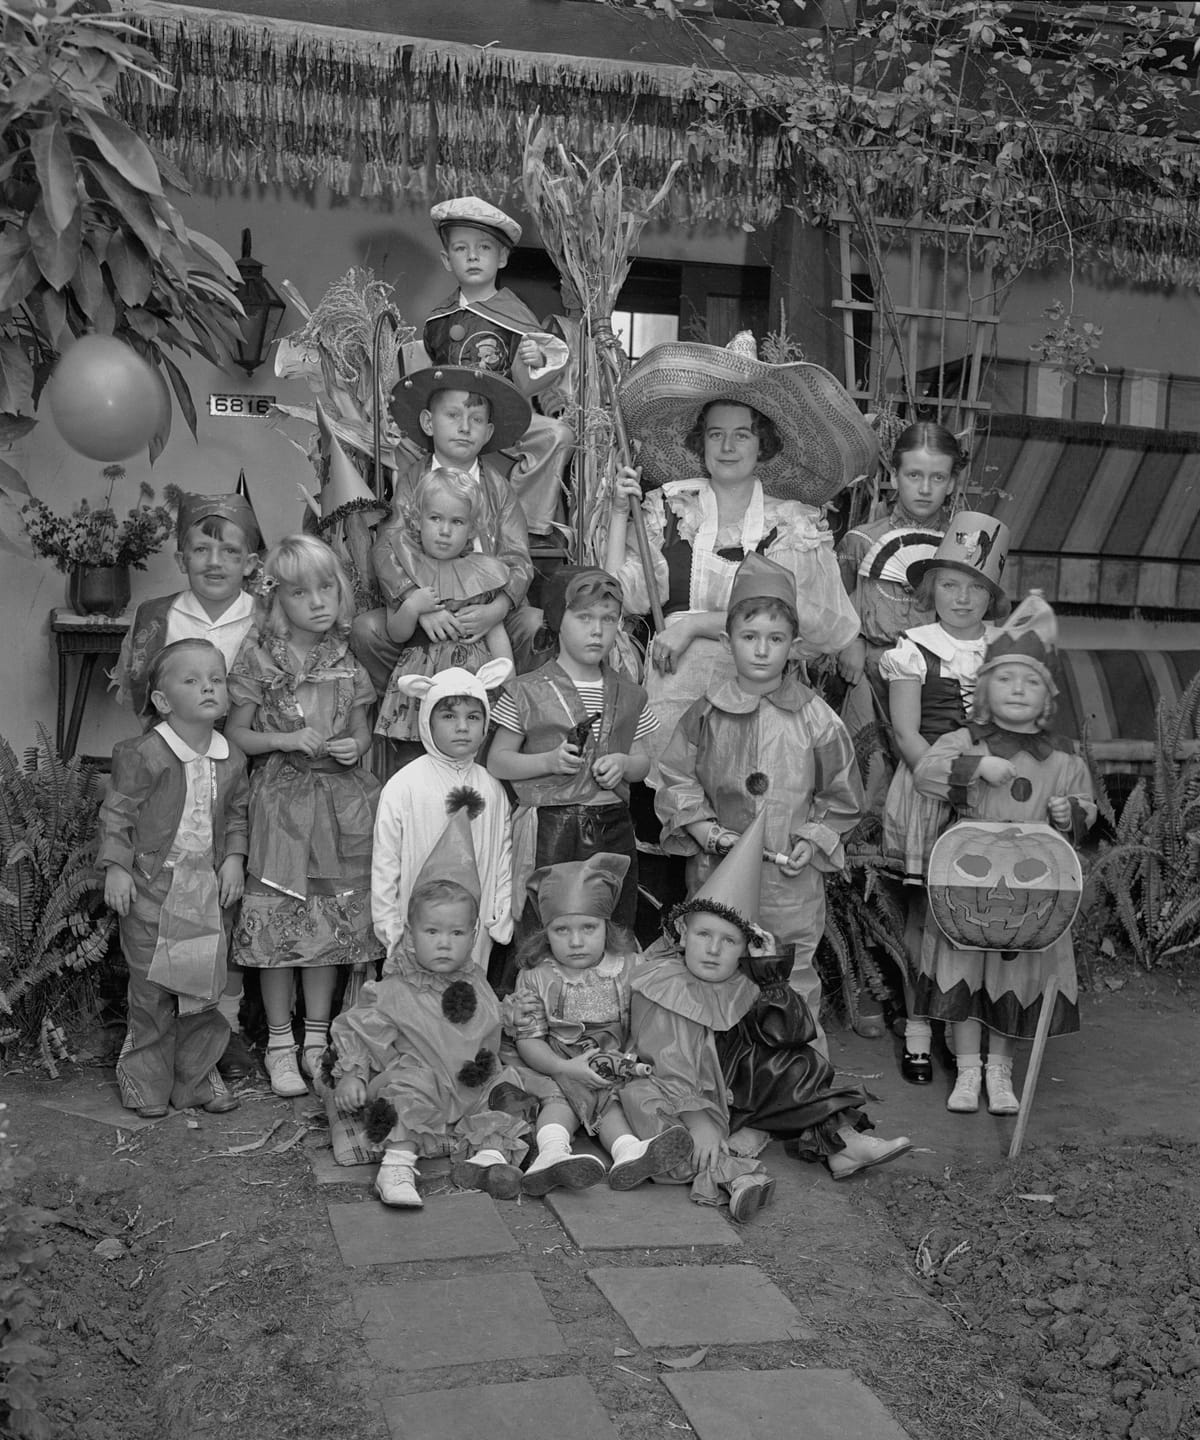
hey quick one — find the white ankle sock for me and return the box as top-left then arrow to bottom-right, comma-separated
216,991 -> 242,1027
609,1134 -> 643,1165
382,1147 -> 417,1168
956,1053 -> 982,1072
469,1148 -> 507,1167
303,1021 -> 328,1051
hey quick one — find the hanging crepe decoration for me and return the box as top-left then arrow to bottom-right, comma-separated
858,527 -> 944,586
926,821 -> 1082,953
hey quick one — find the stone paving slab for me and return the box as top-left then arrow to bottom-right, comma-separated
355,1272 -> 566,1370
328,1193 -> 518,1266
588,1264 -> 809,1347
35,1079 -> 155,1131
663,1368 -> 912,1439
380,1376 -> 618,1439
545,1182 -> 741,1250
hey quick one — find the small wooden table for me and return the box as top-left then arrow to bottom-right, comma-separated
50,609 -> 130,761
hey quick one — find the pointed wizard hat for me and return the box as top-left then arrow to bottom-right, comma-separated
670,809 -> 772,952
313,401 -> 387,533
528,852 -> 631,926
410,803 -> 483,911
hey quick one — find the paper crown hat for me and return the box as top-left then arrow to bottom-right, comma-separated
977,589 -> 1059,695
430,196 -> 522,248
671,809 -> 769,949
541,565 -> 624,633
906,510 -> 1011,611
727,552 -> 797,617
410,804 -> 482,909
616,332 -> 879,506
389,365 -> 532,454
527,852 -> 631,925
175,485 -> 262,551
314,401 -> 386,532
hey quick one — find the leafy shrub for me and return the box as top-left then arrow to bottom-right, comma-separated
0,1107 -> 54,1439
1088,671 -> 1200,969
0,728 -> 114,1043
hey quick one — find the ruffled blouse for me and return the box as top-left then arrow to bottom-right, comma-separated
879,623 -> 995,702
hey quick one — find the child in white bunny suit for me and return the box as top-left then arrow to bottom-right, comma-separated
372,661 -> 515,974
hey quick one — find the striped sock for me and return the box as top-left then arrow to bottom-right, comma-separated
267,1023 -> 294,1052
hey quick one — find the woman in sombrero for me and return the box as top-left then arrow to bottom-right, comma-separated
607,333 -> 875,779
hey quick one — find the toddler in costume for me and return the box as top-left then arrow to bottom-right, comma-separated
489,566 -> 657,953
423,196 -> 574,537
617,826 -> 780,1222
352,365 -> 536,717
880,516 -> 1011,1084
228,536 -> 382,1099
375,467 -> 512,746
656,552 -> 863,1054
512,853 -> 693,1197
331,811 -> 538,1208
373,660 -> 515,976
98,640 -> 248,1117
912,593 -> 1095,1116
710,811 -> 912,1179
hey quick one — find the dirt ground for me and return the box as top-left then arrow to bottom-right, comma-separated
4,960 -> 1198,1440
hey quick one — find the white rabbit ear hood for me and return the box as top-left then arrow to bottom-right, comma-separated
408,658 -> 514,759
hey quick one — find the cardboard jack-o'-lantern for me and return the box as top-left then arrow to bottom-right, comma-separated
927,821 -> 1082,952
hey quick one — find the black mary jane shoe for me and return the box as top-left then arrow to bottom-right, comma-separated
901,1051 -> 933,1085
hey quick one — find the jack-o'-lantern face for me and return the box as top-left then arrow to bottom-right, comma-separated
927,822 -> 1082,952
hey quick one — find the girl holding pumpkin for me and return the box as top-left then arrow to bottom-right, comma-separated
910,593 -> 1095,1116
878,518 -> 1011,1084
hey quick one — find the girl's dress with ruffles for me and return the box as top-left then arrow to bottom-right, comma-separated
510,950 -> 638,1131
230,631 -> 382,969
619,941 -> 770,1207
329,948 -> 534,1162
613,478 -> 859,780
375,538 -> 509,742
911,723 -> 1095,1039
878,623 -> 994,884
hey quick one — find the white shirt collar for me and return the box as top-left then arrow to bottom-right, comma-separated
154,721 -> 229,762
174,589 -> 254,627
429,456 -> 481,482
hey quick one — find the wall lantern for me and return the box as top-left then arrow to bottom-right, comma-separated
233,227 -> 287,375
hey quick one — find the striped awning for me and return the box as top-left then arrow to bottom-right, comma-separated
1052,619 -> 1200,770
975,414 -> 1200,610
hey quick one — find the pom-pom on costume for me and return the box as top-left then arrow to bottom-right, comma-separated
911,594 -> 1095,1040
656,555 -> 864,1049
372,660 -> 514,973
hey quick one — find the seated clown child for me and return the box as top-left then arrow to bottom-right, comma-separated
619,818 -> 911,1222
329,808 -> 540,1209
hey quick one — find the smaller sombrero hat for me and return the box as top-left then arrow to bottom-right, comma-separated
616,332 -> 879,506
528,852 -> 630,925
313,401 -> 387,533
389,366 -> 532,454
906,511 -> 1011,612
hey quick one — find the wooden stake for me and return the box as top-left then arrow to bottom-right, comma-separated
1007,974 -> 1059,1161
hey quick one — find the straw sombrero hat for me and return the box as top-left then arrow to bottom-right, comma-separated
389,365 -> 532,453
617,334 -> 879,505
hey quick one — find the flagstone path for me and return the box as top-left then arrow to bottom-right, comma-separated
304,1097 -> 918,1440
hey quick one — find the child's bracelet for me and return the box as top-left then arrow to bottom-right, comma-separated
703,822 -> 726,854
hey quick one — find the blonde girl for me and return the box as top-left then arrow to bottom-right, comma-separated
228,535 -> 382,1097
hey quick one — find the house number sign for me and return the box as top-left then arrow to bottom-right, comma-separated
208,394 -> 275,418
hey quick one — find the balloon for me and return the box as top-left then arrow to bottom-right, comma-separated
47,336 -> 168,462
